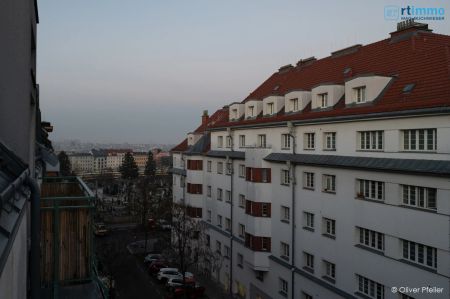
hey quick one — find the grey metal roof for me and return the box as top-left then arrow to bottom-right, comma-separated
264,153 -> 450,177
90,149 -> 107,157
169,168 -> 186,176
206,150 -> 245,160
0,142 -> 30,275
184,134 -> 210,155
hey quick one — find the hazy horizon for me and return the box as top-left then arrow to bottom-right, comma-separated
38,0 -> 450,144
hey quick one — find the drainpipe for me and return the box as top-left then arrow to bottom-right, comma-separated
25,174 -> 40,299
287,121 -> 296,299
227,128 -> 234,297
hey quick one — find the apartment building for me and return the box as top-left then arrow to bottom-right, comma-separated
69,152 -> 94,173
171,21 -> 450,299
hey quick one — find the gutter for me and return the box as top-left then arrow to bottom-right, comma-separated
0,169 -> 40,299
25,175 -> 40,299
207,106 -> 450,131
288,122 -> 296,299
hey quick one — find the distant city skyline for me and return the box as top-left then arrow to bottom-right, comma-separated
37,0 -> 450,143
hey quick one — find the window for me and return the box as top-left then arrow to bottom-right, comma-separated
258,134 -> 267,148
281,169 -> 290,185
238,194 -> 245,208
357,179 -> 384,201
303,172 -> 315,189
262,203 -> 270,217
239,135 -> 246,147
402,240 -> 437,269
282,134 -> 291,149
291,98 -> 299,111
279,278 -> 288,296
357,274 -> 385,299
231,109 -> 238,119
304,133 -> 315,149
206,234 -> 210,247
267,102 -> 275,114
226,162 -> 232,175
237,253 -> 243,268
218,136 -> 223,148
324,132 -> 336,150
358,131 -> 384,151
402,185 -> 437,210
207,185 -> 211,197
304,212 -> 314,230
302,292 -> 313,299
225,218 -> 231,231
226,136 -> 232,148
304,252 -> 314,271
402,129 -> 436,151
207,210 -> 212,222
248,106 -> 255,117
358,227 -> 384,251
255,271 -> 264,282
261,169 -> 270,183
281,206 -> 290,222
216,240 -> 221,253
280,242 -> 290,260
217,188 -> 223,201
238,224 -> 245,238
207,160 -> 212,172
217,162 -> 223,174
354,86 -> 366,103
224,245 -> 230,258
322,175 -> 336,193
323,260 -> 336,280
225,190 -> 231,202
217,215 -> 222,227
238,164 -> 245,178
319,93 -> 328,108
323,218 -> 336,237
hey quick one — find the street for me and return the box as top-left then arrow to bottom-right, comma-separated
95,228 -> 166,299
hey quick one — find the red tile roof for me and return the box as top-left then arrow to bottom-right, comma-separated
171,138 -> 188,152
209,29 -> 450,128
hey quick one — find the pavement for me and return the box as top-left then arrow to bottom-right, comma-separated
96,228 -> 230,299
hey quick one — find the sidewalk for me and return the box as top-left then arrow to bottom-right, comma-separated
193,272 -> 235,299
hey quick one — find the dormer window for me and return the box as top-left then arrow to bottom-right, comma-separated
291,98 -> 299,111
249,106 -> 254,117
319,93 -> 328,108
232,109 -> 238,119
218,136 -> 223,148
267,102 -> 274,115
354,86 -> 366,103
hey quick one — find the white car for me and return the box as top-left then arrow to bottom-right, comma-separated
156,268 -> 180,282
166,276 -> 195,289
144,253 -> 164,264
157,268 -> 194,283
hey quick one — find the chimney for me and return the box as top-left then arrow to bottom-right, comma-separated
390,20 -> 432,42
202,110 -> 209,125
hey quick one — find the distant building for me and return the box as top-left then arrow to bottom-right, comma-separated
69,153 -> 94,174
172,21 -> 450,299
133,152 -> 149,170
105,149 -> 132,170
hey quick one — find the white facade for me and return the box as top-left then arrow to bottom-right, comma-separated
172,114 -> 450,299
69,154 -> 94,174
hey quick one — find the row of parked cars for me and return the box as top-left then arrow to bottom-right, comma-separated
144,253 -> 206,299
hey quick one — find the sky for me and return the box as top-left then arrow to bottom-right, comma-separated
37,0 -> 450,144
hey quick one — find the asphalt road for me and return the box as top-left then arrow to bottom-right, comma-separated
95,229 -> 166,299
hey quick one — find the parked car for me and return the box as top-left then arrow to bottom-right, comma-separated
166,284 -> 206,299
166,277 -> 195,290
147,260 -> 169,275
157,268 -> 194,283
94,223 -> 108,236
144,253 -> 164,265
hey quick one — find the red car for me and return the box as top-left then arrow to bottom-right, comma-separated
165,284 -> 206,299
147,260 -> 169,275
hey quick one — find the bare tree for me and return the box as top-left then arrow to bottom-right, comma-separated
165,203 -> 223,286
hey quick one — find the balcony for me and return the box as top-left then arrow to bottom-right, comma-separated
40,176 -> 106,298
